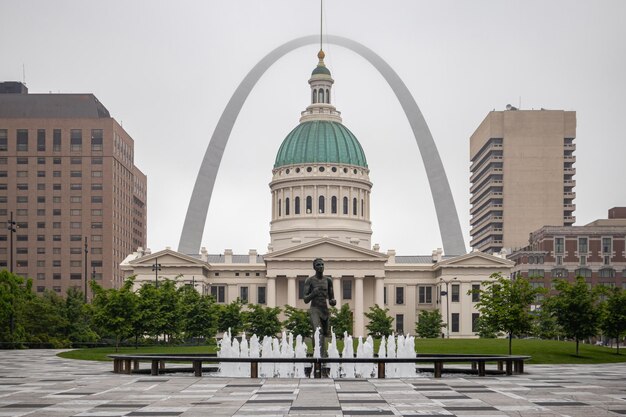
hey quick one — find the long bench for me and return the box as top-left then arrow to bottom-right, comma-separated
108,353 -> 530,378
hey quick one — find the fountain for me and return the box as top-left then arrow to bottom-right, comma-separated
217,330 -> 418,379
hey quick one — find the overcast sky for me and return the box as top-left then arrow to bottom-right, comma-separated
1,1 -> 625,256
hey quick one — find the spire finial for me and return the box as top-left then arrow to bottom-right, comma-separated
320,0 -> 323,52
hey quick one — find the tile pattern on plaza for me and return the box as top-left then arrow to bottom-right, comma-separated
1,350 -> 625,416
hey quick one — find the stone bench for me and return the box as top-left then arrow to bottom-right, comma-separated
108,353 -> 530,378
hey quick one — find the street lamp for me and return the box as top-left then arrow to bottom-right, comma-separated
152,258 -> 161,288
439,277 -> 457,338
6,211 -> 17,273
84,237 -> 89,303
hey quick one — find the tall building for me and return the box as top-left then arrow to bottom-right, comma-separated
469,108 -> 577,254
0,82 -> 147,294
121,52 -> 514,337
508,207 -> 626,290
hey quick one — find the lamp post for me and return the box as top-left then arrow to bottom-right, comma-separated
84,237 -> 89,303
6,211 -> 17,273
439,277 -> 457,338
152,258 -> 161,288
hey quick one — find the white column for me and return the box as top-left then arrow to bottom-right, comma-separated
333,276 -> 341,307
267,277 -> 276,308
375,277 -> 384,307
354,277 -> 364,336
287,277 -> 296,307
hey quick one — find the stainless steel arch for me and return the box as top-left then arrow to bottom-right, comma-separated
178,35 -> 466,255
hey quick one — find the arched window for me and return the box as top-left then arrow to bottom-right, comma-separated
306,196 -> 312,214
285,197 -> 290,215
319,196 -> 325,213
326,89 -> 330,103
551,268 -> 568,278
361,199 -> 364,216
343,197 -> 348,215
295,197 -> 300,214
575,268 -> 592,278
599,268 -> 615,279
278,199 -> 281,217
312,89 -> 317,104
353,198 -> 357,215
319,89 -> 325,103
331,196 -> 337,214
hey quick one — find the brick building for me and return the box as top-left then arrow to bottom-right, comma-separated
0,82 -> 147,295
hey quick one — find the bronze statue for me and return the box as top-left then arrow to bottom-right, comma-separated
303,258 -> 336,356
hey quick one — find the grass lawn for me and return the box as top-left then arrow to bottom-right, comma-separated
58,338 -> 625,364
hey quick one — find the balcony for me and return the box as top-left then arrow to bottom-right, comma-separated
563,191 -> 576,199
470,190 -> 503,205
470,203 -> 503,221
471,214 -> 503,229
563,167 -> 576,175
564,203 -> 576,210
564,155 -> 576,163
470,175 -> 503,194
564,143 -> 576,151
470,153 -> 503,174
564,215 -> 576,224
470,166 -> 503,184
564,179 -> 576,187
470,227 -> 504,247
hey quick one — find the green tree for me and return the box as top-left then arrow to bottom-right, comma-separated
64,287 -> 98,344
415,310 -> 445,338
155,280 -> 180,343
0,270 -> 31,345
600,287 -> 626,354
473,273 -> 544,354
473,315 -> 500,338
244,304 -> 282,337
530,307 -> 562,340
91,279 -> 137,351
545,277 -> 602,356
22,290 -> 70,347
330,303 -> 353,337
178,286 -> 218,344
217,299 -> 245,335
364,304 -> 394,337
283,305 -> 311,338
136,282 -> 160,341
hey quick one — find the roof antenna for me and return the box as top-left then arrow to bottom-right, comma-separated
320,0 -> 323,52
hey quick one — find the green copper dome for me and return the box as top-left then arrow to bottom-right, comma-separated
312,65 -> 331,76
274,120 -> 368,168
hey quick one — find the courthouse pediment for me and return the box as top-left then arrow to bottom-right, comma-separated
264,238 -> 387,262
129,249 -> 206,267
437,251 -> 514,269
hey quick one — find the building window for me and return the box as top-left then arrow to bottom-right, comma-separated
53,129 -> 61,151
70,129 -> 82,151
556,255 -> 563,266
602,237 -> 612,254
331,196 -> 337,214
294,196 -> 300,214
91,129 -> 103,151
599,268 -> 615,279
210,285 -> 226,303
92,183 -> 103,190
418,286 -> 432,304
552,268 -> 568,278
451,313 -> 460,332
0,129 -> 7,151
37,130 -> 46,151
471,284 -> 480,302
71,157 -> 82,164
343,279 -> 352,300
575,268 -> 592,278
70,248 -> 81,254
555,237 -> 564,254
451,284 -> 460,302
17,129 -> 28,151
318,195 -> 325,213
91,157 -> 103,164
278,199 -> 281,216
70,196 -> 82,203
70,171 -> 82,177
298,278 -> 306,300
579,255 -> 587,266
285,197 -> 290,215
472,313 -> 480,333
257,286 -> 266,304
528,269 -> 545,278
396,286 -> 404,305
383,286 -> 387,305
306,196 -> 312,214
92,171 -> 102,178
578,237 -> 588,254
240,286 -> 249,303
343,196 -> 348,215
92,196 -> 103,203
352,198 -> 357,215
395,314 -> 404,334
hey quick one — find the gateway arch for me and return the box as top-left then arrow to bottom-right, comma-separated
178,35 -> 466,256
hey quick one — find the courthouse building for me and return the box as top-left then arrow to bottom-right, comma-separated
121,52 -> 513,337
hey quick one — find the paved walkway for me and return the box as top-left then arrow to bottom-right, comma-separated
1,350 -> 625,416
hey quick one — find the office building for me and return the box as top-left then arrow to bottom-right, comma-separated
0,82 -> 147,295
470,108 -> 577,254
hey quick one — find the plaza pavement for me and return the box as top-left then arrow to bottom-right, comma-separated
1,350 -> 625,417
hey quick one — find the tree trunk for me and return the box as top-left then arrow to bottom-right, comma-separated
508,332 -> 512,355
575,337 -> 579,356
